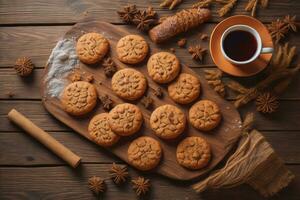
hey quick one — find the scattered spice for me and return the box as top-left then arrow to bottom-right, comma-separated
200,33 -> 209,41
6,91 -> 14,98
141,96 -> 154,109
85,74 -> 94,83
109,163 -> 129,185
177,38 -> 187,48
188,45 -> 207,62
204,69 -> 226,97
132,176 -> 151,196
88,176 -> 106,195
245,0 -> 269,17
132,7 -> 157,31
102,57 -> 117,77
99,94 -> 114,111
117,4 -> 138,23
256,92 -> 279,113
268,15 -> 298,44
153,87 -> 163,98
160,0 -> 183,10
14,57 -> 34,77
226,43 -> 299,108
70,72 -> 81,82
169,47 -> 176,53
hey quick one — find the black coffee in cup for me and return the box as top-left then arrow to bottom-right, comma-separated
223,30 -> 257,62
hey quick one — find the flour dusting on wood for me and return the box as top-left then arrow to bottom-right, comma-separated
44,38 -> 78,98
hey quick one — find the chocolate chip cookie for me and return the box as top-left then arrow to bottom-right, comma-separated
168,73 -> 201,104
150,104 -> 186,140
88,113 -> 120,147
128,136 -> 162,171
176,136 -> 211,170
116,35 -> 149,64
61,81 -> 97,116
147,52 -> 180,84
76,33 -> 110,64
111,68 -> 147,100
108,103 -> 143,136
189,100 -> 222,131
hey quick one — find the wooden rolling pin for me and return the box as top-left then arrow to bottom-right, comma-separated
7,109 -> 81,168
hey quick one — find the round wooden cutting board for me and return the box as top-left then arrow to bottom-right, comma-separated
41,21 -> 242,181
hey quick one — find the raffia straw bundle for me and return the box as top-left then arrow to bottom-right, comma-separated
192,113 -> 295,197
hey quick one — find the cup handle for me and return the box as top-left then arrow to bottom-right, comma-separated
261,47 -> 273,54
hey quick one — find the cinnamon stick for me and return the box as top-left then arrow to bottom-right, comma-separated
7,109 -> 81,168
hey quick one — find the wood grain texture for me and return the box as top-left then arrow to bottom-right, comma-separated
0,164 -> 299,200
1,100 -> 300,132
42,21 -> 241,180
0,131 -> 299,166
0,0 -> 299,25
1,68 -> 300,100
0,25 -> 299,68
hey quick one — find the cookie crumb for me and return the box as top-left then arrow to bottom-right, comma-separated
177,38 -> 187,48
86,74 -> 94,83
169,48 -> 176,53
70,72 -> 81,82
6,91 -> 14,98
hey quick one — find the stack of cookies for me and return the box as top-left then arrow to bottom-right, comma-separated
60,31 -> 222,171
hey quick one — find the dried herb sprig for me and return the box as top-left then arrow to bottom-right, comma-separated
226,43 -> 299,108
160,0 -> 183,10
245,0 -> 269,17
192,0 -> 238,17
204,69 -> 226,97
268,15 -> 298,44
132,176 -> 151,196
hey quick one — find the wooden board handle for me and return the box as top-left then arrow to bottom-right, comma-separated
7,109 -> 81,168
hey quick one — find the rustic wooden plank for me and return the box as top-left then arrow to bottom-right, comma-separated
0,24 -> 299,68
0,0 -> 299,25
0,164 -> 299,200
0,132 -> 119,165
0,100 -> 300,131
0,131 -> 298,166
1,68 -> 300,100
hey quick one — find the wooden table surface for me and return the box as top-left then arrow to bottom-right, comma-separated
0,0 -> 299,199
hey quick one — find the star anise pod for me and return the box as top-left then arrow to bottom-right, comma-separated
256,92 -> 279,113
88,176 -> 106,195
98,94 -> 114,111
153,87 -> 163,98
188,45 -> 207,62
14,57 -> 34,77
268,15 -> 298,44
109,163 -> 129,184
132,176 -> 151,196
117,4 -> 138,23
102,57 -> 117,77
132,7 -> 157,31
141,96 -> 154,109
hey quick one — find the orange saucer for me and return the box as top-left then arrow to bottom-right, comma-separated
210,15 -> 273,77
